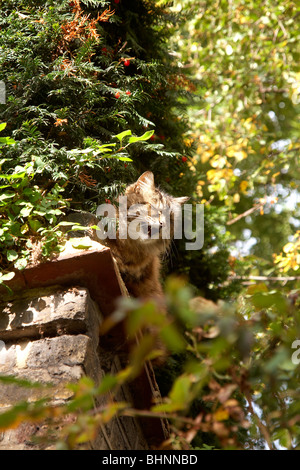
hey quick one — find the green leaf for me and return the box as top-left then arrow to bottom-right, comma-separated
153,375 -> 193,413
160,324 -> 186,352
169,375 -> 192,408
105,155 -> 133,162
115,130 -> 132,141
247,283 -> 269,295
273,428 -> 291,449
66,393 -> 95,413
251,292 -> 288,313
0,123 -> 7,132
0,137 -> 15,146
97,374 -> 118,394
116,156 -> 133,161
14,258 -> 28,270
129,334 -> 157,376
0,403 -> 29,430
0,192 -> 14,201
265,347 -> 291,374
0,170 -> 26,180
57,221 -> 79,227
71,241 -> 92,249
126,301 -> 164,338
7,250 -> 18,262
28,218 -> 42,231
97,143 -> 117,151
128,130 -> 154,143
0,271 -> 15,283
19,204 -> 33,217
0,375 -> 47,388
68,225 -> 89,232
0,399 -> 49,430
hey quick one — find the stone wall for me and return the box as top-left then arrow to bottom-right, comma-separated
0,286 -> 167,450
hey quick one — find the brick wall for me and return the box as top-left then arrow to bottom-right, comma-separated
0,286 -> 166,450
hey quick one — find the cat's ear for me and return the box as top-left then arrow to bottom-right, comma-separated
174,196 -> 190,205
136,171 -> 155,191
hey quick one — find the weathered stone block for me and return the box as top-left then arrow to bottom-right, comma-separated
0,287 -> 103,403
0,287 -> 104,449
0,334 -> 103,407
0,287 -> 102,345
0,286 -> 156,450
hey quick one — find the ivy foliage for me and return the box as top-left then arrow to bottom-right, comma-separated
0,0 -> 233,298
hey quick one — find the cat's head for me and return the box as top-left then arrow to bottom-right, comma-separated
122,171 -> 189,251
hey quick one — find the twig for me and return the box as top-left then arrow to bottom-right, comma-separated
92,405 -> 199,428
245,390 -> 275,450
260,86 -> 287,94
227,204 -> 263,225
230,275 -> 300,282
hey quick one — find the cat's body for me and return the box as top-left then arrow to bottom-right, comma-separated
59,172 -> 188,363
108,236 -> 164,300
60,171 -> 188,302
104,171 -> 188,302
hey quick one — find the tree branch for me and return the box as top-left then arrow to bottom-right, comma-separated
227,204 -> 263,225
230,275 -> 300,282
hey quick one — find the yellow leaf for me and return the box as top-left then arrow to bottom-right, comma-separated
199,135 -> 210,144
237,137 -> 245,145
233,193 -> 240,203
272,172 -> 280,181
283,242 -> 295,254
196,186 -> 203,197
214,408 -> 229,422
207,169 -> 233,183
226,146 -> 237,158
237,150 -> 247,161
201,150 -> 214,163
187,163 -> 196,173
240,180 -> 248,193
226,144 -> 247,161
210,154 -> 227,168
20,223 -> 29,234
184,138 -> 193,147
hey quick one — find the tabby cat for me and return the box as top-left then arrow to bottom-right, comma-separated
104,171 -> 189,302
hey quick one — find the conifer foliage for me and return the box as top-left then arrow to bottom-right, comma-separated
0,0 -> 231,295
0,0 -> 191,198
0,1 -> 185,263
